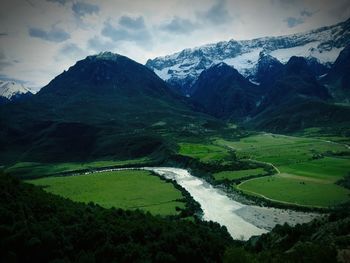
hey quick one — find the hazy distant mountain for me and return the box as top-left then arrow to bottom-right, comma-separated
146,18 -> 350,95
0,80 -> 33,103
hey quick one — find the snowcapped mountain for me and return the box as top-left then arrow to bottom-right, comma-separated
146,18 -> 350,95
0,80 -> 33,102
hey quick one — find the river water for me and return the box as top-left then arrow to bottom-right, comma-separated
144,167 -> 268,240
89,166 -> 317,240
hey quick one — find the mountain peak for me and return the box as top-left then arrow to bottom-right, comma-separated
39,52 -> 169,98
0,80 -> 32,101
87,52 -> 123,62
285,56 -> 311,75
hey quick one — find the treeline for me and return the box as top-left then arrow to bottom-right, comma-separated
0,173 -> 232,262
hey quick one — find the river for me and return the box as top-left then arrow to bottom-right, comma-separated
144,167 -> 268,240
89,166 -> 318,240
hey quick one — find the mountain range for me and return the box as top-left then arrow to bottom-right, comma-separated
146,18 -> 350,96
1,18 -> 350,164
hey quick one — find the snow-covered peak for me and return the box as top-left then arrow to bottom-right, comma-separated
146,18 -> 350,95
0,80 -> 32,100
88,52 -> 122,61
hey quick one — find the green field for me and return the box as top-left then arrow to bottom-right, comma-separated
215,133 -> 349,166
178,142 -> 231,163
280,157 -> 350,182
214,168 -> 266,181
238,174 -> 350,207
4,158 -> 150,179
28,170 -> 185,216
217,133 -> 350,207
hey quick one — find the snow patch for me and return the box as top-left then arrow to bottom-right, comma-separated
0,81 -> 32,100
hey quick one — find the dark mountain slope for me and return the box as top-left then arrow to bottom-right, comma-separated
0,52 -> 216,164
253,52 -> 284,89
251,98 -> 350,134
322,44 -> 350,102
191,63 -> 261,120
250,56 -> 350,133
261,56 -> 330,106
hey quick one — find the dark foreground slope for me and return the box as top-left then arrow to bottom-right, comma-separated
225,209 -> 350,263
1,173 -> 349,263
0,173 -> 231,262
0,52 -> 218,164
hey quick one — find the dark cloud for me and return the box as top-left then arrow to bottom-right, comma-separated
198,0 -> 231,25
0,50 -> 13,70
160,16 -> 198,34
46,0 -> 70,5
29,26 -> 70,42
0,33 -> 8,37
301,10 -> 313,17
59,43 -> 87,59
283,8 -> 314,28
119,16 -> 146,30
101,16 -> 152,47
72,2 -> 99,17
88,36 -> 115,52
284,17 -> 304,28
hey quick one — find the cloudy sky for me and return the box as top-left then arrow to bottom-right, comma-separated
1,0 -> 350,90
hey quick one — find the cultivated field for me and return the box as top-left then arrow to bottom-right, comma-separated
216,133 -> 350,207
178,142 -> 231,163
213,168 -> 267,181
28,170 -> 185,215
4,158 -> 150,179
215,133 -> 348,166
238,174 -> 350,207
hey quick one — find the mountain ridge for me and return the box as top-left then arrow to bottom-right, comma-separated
146,17 -> 350,95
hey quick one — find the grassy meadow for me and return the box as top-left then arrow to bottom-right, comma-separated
237,174 -> 350,207
4,158 -> 150,179
178,142 -> 232,163
213,168 -> 267,181
28,170 -> 185,216
215,133 -> 348,166
215,133 -> 350,207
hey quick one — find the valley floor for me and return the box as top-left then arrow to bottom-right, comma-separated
3,131 -> 350,240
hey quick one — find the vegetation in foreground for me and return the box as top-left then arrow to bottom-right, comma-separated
0,173 -> 231,262
1,173 -> 349,263
28,170 -> 187,216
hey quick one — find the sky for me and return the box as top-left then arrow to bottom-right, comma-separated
1,0 -> 350,91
